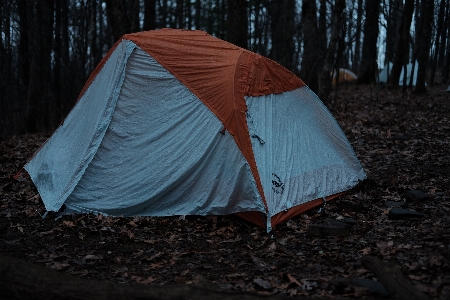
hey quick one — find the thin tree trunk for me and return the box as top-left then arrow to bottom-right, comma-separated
352,0 -> 363,74
25,0 -> 55,133
226,0 -> 248,49
130,0 -> 140,32
186,0 -> 192,29
408,0 -> 421,87
105,0 -> 131,42
318,0 -> 327,54
54,0 -> 62,123
194,0 -> 201,30
0,1 -> 5,136
429,0 -> 446,86
415,0 -> 434,94
299,0 -> 321,93
60,0 -> 73,117
175,0 -> 184,28
89,0 -> 98,72
159,0 -> 168,28
318,0 -> 346,103
388,0 -> 414,87
357,0 -> 381,84
144,0 -> 156,30
18,0 -> 29,133
385,0 -> 402,67
267,0 -> 296,71
437,1 -> 449,67
41,0 -> 55,130
443,6 -> 450,81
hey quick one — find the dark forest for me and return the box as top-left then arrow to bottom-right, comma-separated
1,0 -> 450,137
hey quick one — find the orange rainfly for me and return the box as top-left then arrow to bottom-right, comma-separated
125,29 -> 305,217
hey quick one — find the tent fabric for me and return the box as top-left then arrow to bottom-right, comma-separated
332,69 -> 358,86
378,61 -> 423,86
78,29 -> 305,213
246,87 -> 364,217
24,29 -> 366,231
65,46 -> 264,217
24,41 -> 137,211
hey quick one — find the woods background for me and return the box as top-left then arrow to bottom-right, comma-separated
1,0 -> 449,138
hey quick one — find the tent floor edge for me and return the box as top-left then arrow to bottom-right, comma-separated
270,192 -> 345,229
233,192 -> 344,232
234,211 -> 267,229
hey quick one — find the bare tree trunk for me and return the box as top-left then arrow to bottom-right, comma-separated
318,0 -> 327,54
226,0 -> 248,49
185,0 -> 192,29
43,0 -> 55,130
159,0 -> 168,28
267,0 -> 296,71
415,0 -> 434,94
408,0 -> 421,87
429,0 -> 446,86
130,0 -> 140,32
443,6 -> 450,82
0,1 -> 11,136
388,0 -> 414,87
175,0 -> 184,28
17,0 -> 29,133
437,1 -> 449,67
88,0 -> 98,72
385,0 -> 402,67
25,0 -> 39,133
318,0 -> 346,103
60,0 -> 74,118
24,0 -> 55,133
249,0 -> 268,56
357,0 -> 381,84
352,0 -> 363,74
299,0 -> 321,93
194,0 -> 201,30
144,0 -> 156,30
54,0 -> 62,123
105,0 -> 131,42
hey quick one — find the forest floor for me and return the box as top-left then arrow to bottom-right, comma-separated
1,84 -> 449,299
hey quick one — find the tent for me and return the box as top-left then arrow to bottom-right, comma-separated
23,29 -> 366,232
332,68 -> 358,86
378,61 -> 423,86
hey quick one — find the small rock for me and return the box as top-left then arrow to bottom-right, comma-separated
307,219 -> 351,237
388,207 -> 425,220
328,278 -> 389,297
384,200 -> 408,208
351,278 -> 389,297
404,190 -> 430,202
341,217 -> 357,226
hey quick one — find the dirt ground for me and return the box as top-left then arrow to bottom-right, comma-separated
1,84 -> 449,299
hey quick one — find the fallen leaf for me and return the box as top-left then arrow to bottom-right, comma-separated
133,249 -> 144,258
251,255 -> 273,272
62,221 -> 76,227
85,254 -> 103,260
286,274 -> 302,287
